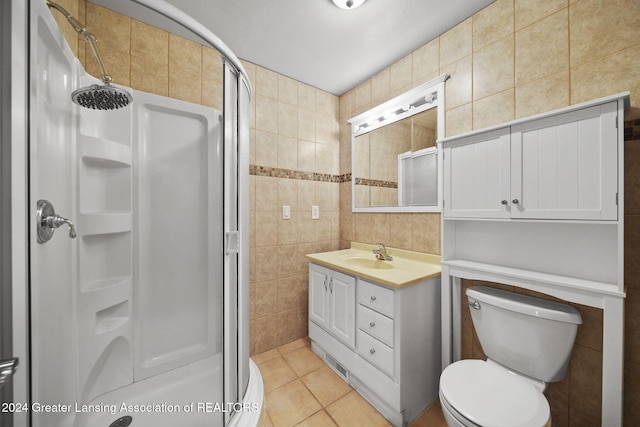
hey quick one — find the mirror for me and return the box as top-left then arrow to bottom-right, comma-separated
349,75 -> 447,212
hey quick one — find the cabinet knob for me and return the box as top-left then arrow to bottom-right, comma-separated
512,199 -> 519,204
501,200 -> 508,205
369,321 -> 375,328
370,296 -> 377,302
369,348 -> 376,355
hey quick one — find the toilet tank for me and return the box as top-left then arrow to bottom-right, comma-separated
467,286 -> 582,382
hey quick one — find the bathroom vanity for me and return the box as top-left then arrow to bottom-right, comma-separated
306,243 -> 441,427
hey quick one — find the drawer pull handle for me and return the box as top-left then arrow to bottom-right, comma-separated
370,296 -> 377,302
369,348 -> 376,355
369,321 -> 375,328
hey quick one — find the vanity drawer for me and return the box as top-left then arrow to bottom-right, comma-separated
357,305 -> 394,347
357,330 -> 394,376
358,280 -> 395,318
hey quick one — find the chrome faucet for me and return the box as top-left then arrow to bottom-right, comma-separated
373,243 -> 393,261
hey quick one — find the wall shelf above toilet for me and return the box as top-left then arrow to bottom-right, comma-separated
439,92 -> 629,427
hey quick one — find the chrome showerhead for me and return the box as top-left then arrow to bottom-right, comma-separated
71,84 -> 132,110
47,0 -> 133,110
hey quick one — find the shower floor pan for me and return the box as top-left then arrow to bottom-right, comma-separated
73,355 -> 223,427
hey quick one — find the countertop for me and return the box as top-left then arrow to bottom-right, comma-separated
305,242 -> 441,288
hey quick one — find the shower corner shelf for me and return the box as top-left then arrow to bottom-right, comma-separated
82,276 -> 131,293
78,212 -> 132,236
79,134 -> 132,167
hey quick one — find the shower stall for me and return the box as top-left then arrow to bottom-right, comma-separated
3,0 -> 260,426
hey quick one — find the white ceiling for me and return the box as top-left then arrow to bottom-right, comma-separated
95,0 -> 495,95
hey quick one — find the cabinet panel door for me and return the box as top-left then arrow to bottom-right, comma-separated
329,272 -> 356,348
511,102 -> 618,220
309,266 -> 329,329
444,128 -> 511,218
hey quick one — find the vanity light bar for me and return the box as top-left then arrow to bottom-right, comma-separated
353,92 -> 438,134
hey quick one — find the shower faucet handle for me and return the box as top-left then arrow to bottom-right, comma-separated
36,199 -> 77,243
46,214 -> 77,239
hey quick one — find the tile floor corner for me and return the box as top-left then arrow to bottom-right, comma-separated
253,337 -> 447,427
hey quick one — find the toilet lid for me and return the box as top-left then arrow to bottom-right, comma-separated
440,360 -> 550,427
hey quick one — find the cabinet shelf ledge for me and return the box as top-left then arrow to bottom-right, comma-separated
442,217 -> 620,226
442,259 -> 623,299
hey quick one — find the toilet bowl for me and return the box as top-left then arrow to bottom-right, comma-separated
439,359 -> 551,427
439,286 -> 581,427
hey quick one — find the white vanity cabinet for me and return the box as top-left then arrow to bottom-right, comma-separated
444,101 -> 619,220
308,262 -> 441,427
309,263 -> 356,348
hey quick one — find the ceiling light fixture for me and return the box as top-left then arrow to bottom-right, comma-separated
331,0 -> 367,10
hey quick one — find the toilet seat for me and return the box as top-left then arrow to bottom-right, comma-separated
440,359 -> 550,427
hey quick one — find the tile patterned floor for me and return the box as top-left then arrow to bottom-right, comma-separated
253,338 -> 448,427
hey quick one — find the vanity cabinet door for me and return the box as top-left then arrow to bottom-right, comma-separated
309,264 -> 356,349
309,266 -> 330,329
329,271 -> 356,348
510,102 -> 618,220
443,127 -> 511,219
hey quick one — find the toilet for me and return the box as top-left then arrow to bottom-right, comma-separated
439,286 -> 582,427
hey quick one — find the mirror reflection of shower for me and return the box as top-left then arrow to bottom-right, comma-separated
46,0 -> 133,110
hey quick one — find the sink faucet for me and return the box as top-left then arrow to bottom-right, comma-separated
373,243 -> 393,261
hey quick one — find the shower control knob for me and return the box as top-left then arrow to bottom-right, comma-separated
36,199 -> 77,243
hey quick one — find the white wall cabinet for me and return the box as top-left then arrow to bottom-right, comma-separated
440,93 -> 629,426
309,263 -> 441,427
309,263 -> 356,348
444,101 -> 619,220
443,127 -> 511,218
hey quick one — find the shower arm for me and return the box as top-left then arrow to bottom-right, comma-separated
46,0 -> 113,85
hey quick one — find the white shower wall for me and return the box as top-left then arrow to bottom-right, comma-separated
133,91 -> 223,381
76,84 -> 224,407
30,2 -> 228,425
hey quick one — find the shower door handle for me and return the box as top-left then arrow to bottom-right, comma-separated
36,199 -> 77,243
0,358 -> 18,389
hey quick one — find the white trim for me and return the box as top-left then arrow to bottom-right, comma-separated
10,0 -> 29,425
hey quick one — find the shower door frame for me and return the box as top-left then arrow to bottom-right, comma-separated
4,0 -> 30,426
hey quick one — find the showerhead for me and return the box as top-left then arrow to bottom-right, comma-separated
71,84 -> 133,110
47,0 -> 133,110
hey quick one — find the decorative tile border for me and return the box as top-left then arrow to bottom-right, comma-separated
249,165 -> 352,183
354,178 -> 398,189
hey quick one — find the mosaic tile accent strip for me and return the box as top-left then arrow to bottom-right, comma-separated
624,120 -> 640,141
354,178 -> 398,189
249,165 -> 352,183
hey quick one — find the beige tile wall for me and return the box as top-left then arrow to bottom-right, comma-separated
337,0 -> 639,426
245,62 -> 341,355
56,1 -> 223,109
